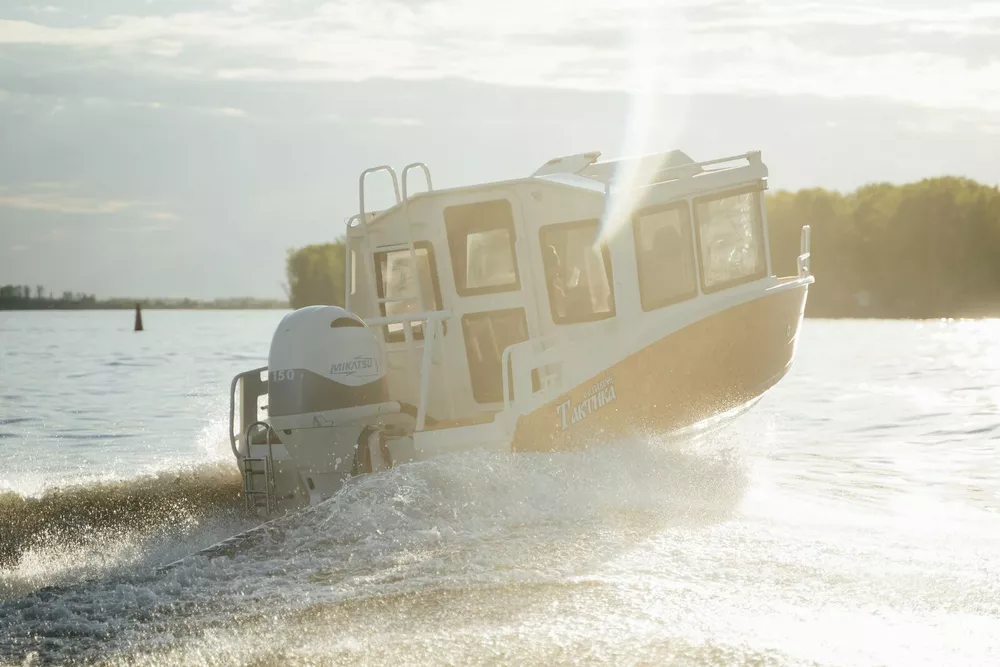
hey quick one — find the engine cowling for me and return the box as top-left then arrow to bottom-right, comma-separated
263,306 -> 416,507
267,305 -> 387,420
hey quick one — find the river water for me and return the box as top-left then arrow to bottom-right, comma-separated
0,311 -> 998,666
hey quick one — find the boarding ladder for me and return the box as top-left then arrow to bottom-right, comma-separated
346,163 -> 434,325
344,163 -> 455,431
241,420 -> 277,515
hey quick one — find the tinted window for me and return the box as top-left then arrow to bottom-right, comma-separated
540,220 -> 615,323
633,204 -> 697,310
461,308 -> 528,404
374,242 -> 443,343
445,200 -> 520,296
694,190 -> 766,291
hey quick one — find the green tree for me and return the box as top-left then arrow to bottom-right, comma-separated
285,241 -> 347,309
766,177 -> 1000,318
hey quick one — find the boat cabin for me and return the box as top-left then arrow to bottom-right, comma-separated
343,150 -> 778,438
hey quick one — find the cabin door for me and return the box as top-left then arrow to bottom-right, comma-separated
442,192 -> 541,411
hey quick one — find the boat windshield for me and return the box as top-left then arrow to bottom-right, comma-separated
695,190 -> 766,290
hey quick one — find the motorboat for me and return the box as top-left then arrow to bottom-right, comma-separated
228,149 -> 814,516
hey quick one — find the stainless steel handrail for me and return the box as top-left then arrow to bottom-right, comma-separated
401,162 -> 433,201
798,225 -> 812,278
358,165 -> 401,219
229,366 -> 267,458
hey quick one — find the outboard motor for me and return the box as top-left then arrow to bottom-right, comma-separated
267,305 -> 407,505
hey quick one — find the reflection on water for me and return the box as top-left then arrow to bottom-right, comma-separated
0,313 -> 998,666
1,442 -> 747,664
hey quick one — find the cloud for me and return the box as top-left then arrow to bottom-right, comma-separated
2,0 -> 1000,300
143,210 -> 180,221
104,222 -> 174,233
0,87 -> 251,121
0,0 -> 997,111
0,191 -> 132,214
0,183 -> 176,220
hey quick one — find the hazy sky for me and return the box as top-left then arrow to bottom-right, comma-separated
1,0 -> 998,299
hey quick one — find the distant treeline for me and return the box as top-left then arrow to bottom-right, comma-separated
10,177 -> 996,317
285,177 -> 1000,319
0,286 -> 287,311
767,177 -> 1000,318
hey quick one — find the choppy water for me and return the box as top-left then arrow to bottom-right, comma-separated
0,311 -> 998,666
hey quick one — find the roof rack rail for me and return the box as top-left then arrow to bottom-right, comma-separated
577,150 -> 762,189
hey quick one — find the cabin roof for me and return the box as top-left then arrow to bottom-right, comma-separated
349,149 -> 761,232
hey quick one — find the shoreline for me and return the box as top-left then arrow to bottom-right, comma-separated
1,307 -> 996,320
0,301 -> 288,311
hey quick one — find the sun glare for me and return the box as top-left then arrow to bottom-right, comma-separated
598,9 -> 692,244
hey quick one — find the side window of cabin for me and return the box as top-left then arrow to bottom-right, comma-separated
374,242 -> 443,343
444,200 -> 520,296
633,204 -> 698,310
539,220 -> 615,324
461,308 -> 529,404
694,189 -> 766,292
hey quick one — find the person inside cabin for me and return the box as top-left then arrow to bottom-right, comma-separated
544,241 -> 603,320
543,244 -> 567,318
562,257 -> 594,317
